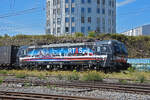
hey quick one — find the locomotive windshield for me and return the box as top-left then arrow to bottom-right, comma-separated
114,43 -> 128,55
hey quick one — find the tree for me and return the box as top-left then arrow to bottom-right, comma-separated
4,34 -> 10,38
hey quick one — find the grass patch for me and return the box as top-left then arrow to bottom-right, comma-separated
81,71 -> 103,82
47,84 -> 52,89
15,73 -> 26,78
66,70 -> 80,81
0,70 -> 8,75
0,79 -> 3,85
38,74 -> 46,80
56,74 -> 63,80
137,75 -> 146,83
0,69 -> 149,84
127,67 -> 136,72
119,79 -> 128,84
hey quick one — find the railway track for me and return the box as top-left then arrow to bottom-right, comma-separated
2,78 -> 150,95
0,91 -> 105,100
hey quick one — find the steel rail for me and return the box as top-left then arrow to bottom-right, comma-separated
2,79 -> 150,95
0,91 -> 105,100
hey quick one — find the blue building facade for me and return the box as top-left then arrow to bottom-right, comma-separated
46,0 -> 116,36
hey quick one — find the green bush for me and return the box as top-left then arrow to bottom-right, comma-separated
0,79 -> 3,85
88,31 -> 97,38
16,74 -> 26,78
56,74 -> 63,80
74,32 -> 84,37
82,71 -> 103,82
47,84 -> 52,89
119,79 -> 128,84
138,75 -> 146,83
127,67 -> 135,72
0,70 -> 8,74
67,71 -> 79,81
38,75 -> 46,79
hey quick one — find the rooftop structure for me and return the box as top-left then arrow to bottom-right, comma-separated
121,24 -> 150,36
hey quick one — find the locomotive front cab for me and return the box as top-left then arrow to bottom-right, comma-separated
113,43 -> 128,56
112,41 -> 129,69
95,41 -> 113,68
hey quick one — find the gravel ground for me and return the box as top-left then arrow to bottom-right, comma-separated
0,83 -> 150,100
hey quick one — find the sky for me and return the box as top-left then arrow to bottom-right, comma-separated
0,0 -> 150,36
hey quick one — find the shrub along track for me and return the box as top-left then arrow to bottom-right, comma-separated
2,78 -> 150,95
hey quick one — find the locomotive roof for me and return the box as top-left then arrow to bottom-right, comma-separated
28,40 -> 119,49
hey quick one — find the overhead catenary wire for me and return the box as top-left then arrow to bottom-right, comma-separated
0,7 -> 45,19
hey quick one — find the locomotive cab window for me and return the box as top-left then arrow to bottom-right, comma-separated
114,43 -> 128,55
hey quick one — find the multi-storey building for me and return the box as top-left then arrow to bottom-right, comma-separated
46,0 -> 116,36
121,24 -> 150,36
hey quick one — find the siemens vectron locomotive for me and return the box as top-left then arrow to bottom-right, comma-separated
0,40 -> 129,70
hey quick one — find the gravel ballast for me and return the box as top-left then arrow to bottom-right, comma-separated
0,83 -> 150,100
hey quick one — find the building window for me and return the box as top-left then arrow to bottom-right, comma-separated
81,8 -> 85,13
88,17 -> 91,23
57,8 -> 61,15
108,9 -> 111,16
57,27 -> 61,33
97,0 -> 100,4
81,0 -> 85,4
71,17 -> 75,22
102,9 -> 105,14
102,0 -> 105,5
88,8 -> 91,13
112,0 -> 115,7
88,26 -> 91,31
81,17 -> 85,23
97,8 -> 100,14
81,27 -> 85,33
53,9 -> 56,14
57,0 -> 60,4
53,28 -> 56,34
109,0 -> 111,7
46,29 -> 51,34
46,20 -> 50,27
71,7 -> 75,13
53,0 -> 56,5
65,0 -> 69,3
71,27 -> 75,33
65,17 -> 69,22
96,27 -> 100,32
102,18 -> 105,32
53,19 -> 56,24
88,0 -> 91,3
65,8 -> 69,14
47,1 -> 50,8
57,18 -> 61,24
66,27 -> 69,33
72,0 -> 75,3
97,17 -> 100,25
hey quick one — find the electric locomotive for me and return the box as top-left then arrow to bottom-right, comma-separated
16,40 -> 129,70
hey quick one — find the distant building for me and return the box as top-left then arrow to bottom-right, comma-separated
121,24 -> 150,36
46,0 -> 116,36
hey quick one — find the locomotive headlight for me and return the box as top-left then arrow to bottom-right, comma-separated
108,41 -> 111,44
